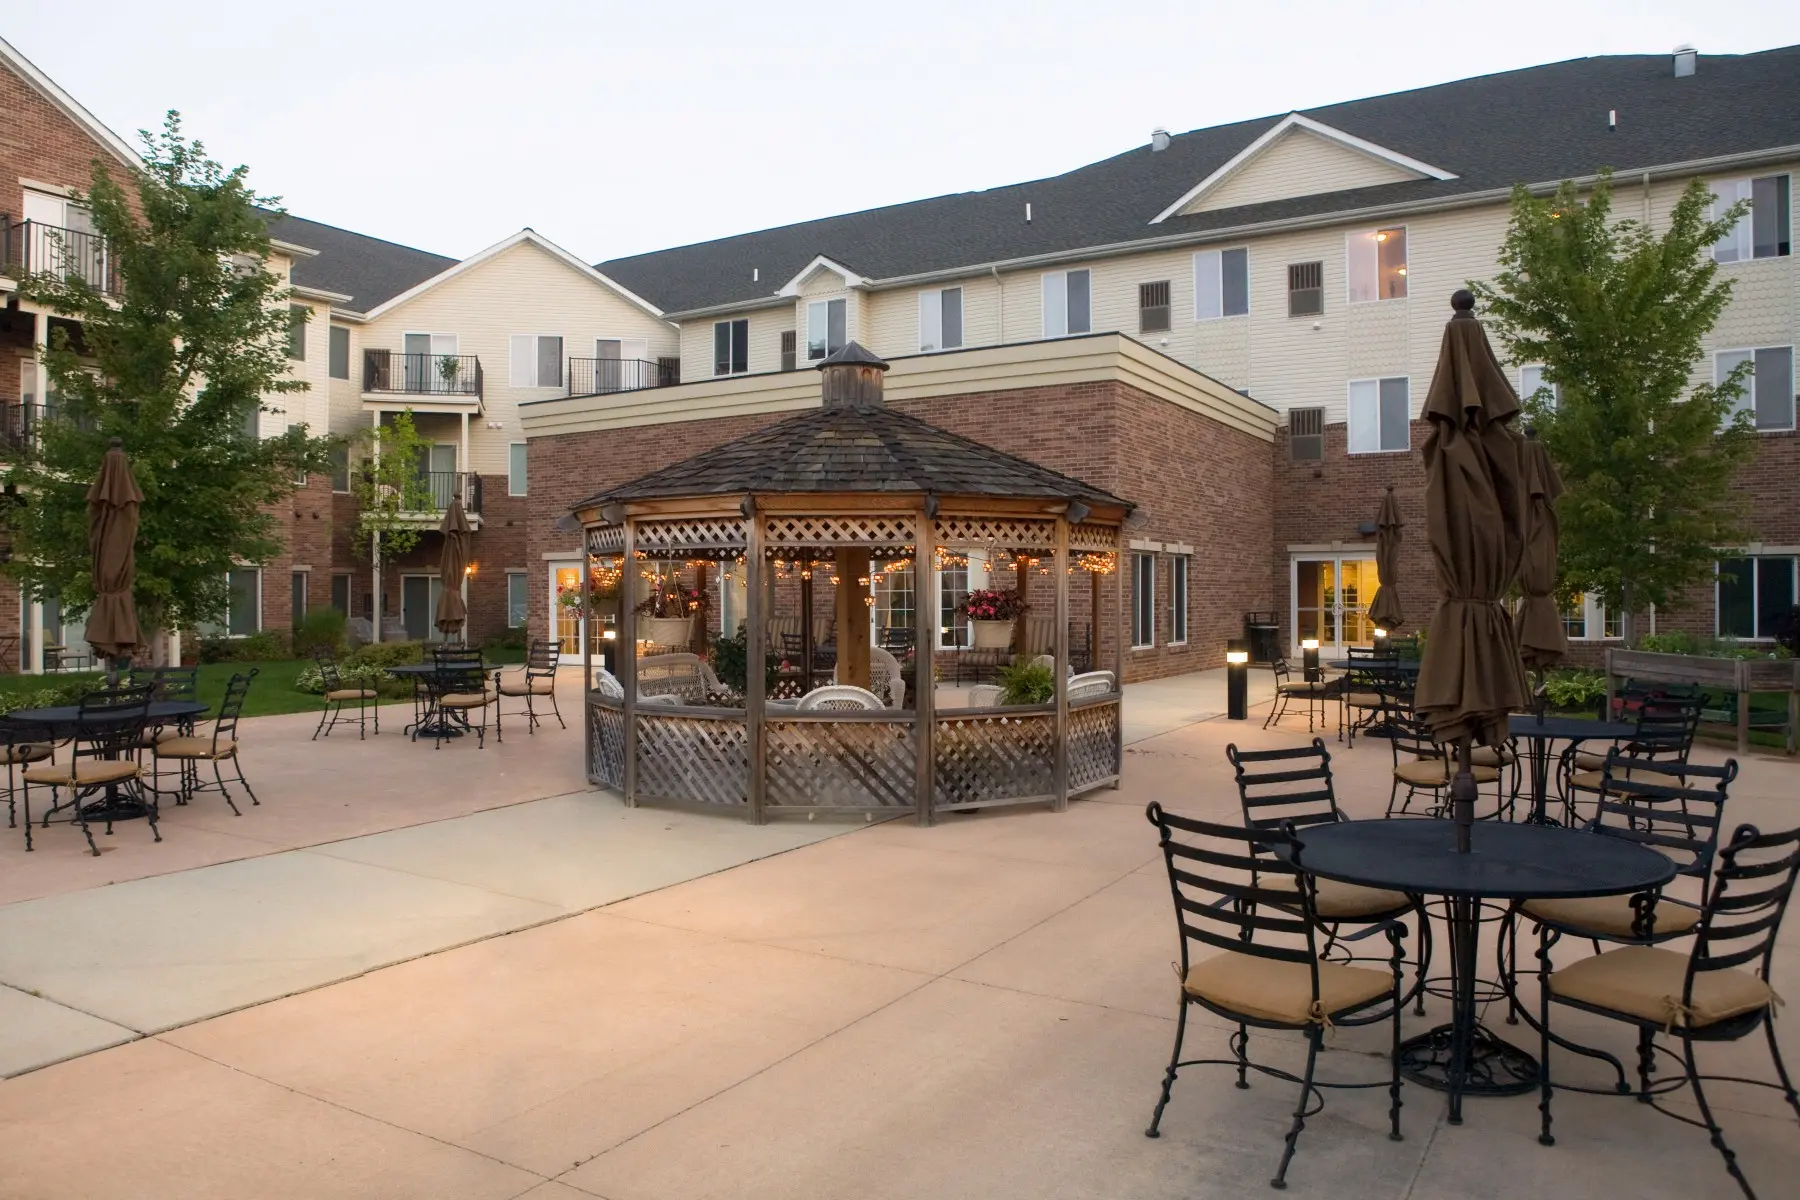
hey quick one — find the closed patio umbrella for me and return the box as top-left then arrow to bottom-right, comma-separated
435,496 -> 471,640
1367,485 -> 1405,634
84,437 -> 143,679
1415,291 -> 1531,850
1515,429 -> 1566,679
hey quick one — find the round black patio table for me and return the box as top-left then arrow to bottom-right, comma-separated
1506,713 -> 1636,825
387,662 -> 487,738
1,700 -> 209,821
1326,658 -> 1423,675
1284,819 -> 1674,1124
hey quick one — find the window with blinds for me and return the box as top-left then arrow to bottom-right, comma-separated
1138,280 -> 1171,333
1288,406 -> 1324,460
1288,261 -> 1323,317
780,330 -> 797,372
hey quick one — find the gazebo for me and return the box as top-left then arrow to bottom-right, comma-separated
572,343 -> 1133,824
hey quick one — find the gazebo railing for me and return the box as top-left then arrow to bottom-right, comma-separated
764,710 -> 916,816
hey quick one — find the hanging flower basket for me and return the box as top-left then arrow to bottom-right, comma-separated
970,619 -> 1016,650
641,616 -> 692,647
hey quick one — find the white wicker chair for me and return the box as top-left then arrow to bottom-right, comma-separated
967,684 -> 1005,707
796,685 -> 884,711
836,645 -> 906,708
636,653 -> 724,703
594,668 -> 624,701
1067,670 -> 1117,700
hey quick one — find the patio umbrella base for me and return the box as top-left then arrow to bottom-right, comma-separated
1398,1023 -> 1538,1101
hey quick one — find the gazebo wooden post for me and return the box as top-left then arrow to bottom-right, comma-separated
1052,517 -> 1070,811
913,511 -> 937,826
745,503 -> 767,824
582,534 -> 595,783
1110,536 -> 1125,788
1090,571 -> 1102,674
837,547 -> 872,689
620,519 -> 639,808
800,560 -> 814,692
1012,552 -> 1029,656
693,560 -> 710,657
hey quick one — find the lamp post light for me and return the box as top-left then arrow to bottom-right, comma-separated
1373,626 -> 1391,656
1300,637 -> 1321,682
1226,638 -> 1249,720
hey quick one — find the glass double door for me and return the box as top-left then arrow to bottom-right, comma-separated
1292,554 -> 1380,656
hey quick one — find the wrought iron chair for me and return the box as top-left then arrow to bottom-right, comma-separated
1263,656 -> 1326,732
1564,698 -> 1702,821
313,650 -> 379,740
497,638 -> 564,732
128,666 -> 202,742
795,685 -> 883,711
1231,739 -> 1430,1014
153,669 -> 260,815
424,647 -> 499,749
1384,709 -> 1501,819
21,684 -> 156,856
1142,805 -> 1406,1189
1534,821 -> 1800,1200
1338,648 -> 1401,746
0,729 -> 53,831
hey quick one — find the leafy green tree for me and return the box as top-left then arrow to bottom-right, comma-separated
349,407 -> 432,569
4,113 -> 332,638
1472,171 -> 1755,642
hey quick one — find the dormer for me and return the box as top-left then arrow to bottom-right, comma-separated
1150,113 -> 1455,224
775,255 -> 868,298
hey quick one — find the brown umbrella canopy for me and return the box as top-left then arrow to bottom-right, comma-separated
1415,293 -> 1531,747
435,497 -> 471,639
1515,431 -> 1567,673
1367,486 -> 1405,633
84,438 -> 144,662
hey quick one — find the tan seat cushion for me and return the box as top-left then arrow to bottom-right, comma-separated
1,743 -> 51,765
498,678 -> 555,697
1264,874 -> 1412,919
1568,765 -> 1660,792
1470,745 -> 1515,768
1550,945 -> 1773,1028
1523,893 -> 1701,939
1184,950 -> 1393,1025
1345,692 -> 1386,708
1573,748 -> 1609,772
155,736 -> 238,761
1277,681 -> 1324,695
326,688 -> 376,701
1394,759 -> 1501,787
23,759 -> 140,786
438,691 -> 493,708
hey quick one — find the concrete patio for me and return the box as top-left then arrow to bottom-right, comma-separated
0,668 -> 1793,1198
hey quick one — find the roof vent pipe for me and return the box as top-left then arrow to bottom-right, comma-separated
1150,128 -> 1171,152
1673,44 -> 1696,77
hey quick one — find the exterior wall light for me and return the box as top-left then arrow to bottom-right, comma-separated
1226,638 -> 1248,720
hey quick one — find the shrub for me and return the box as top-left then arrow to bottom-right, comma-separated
344,640 -> 428,669
0,679 -> 92,716
196,629 -> 291,663
1542,668 -> 1608,714
708,628 -> 777,696
485,626 -> 528,653
996,659 -> 1055,705
293,661 -> 410,698
1639,630 -> 1702,655
1773,606 -> 1800,657
291,607 -> 347,658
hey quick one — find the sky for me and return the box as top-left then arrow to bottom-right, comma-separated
8,1 -> 1799,265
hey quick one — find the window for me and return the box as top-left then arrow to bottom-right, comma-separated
1716,347 -> 1795,432
509,334 -> 563,387
1713,175 -> 1791,262
328,444 -> 350,492
508,443 -> 527,497
1288,406 -> 1324,461
1348,227 -> 1407,303
1131,553 -> 1155,648
291,571 -> 308,625
1562,593 -> 1621,641
713,319 -> 748,376
938,561 -> 969,649
1137,281 -> 1171,333
507,572 -> 528,628
287,305 -> 308,360
919,287 -> 964,351
1169,556 -> 1188,645
1042,269 -> 1091,337
1287,261 -> 1323,317
1194,248 -> 1248,320
328,325 -> 350,380
225,568 -> 260,637
873,562 -> 915,638
807,298 -> 847,360
242,404 -> 260,441
1520,364 -> 1560,410
780,330 -> 797,372
1717,556 -> 1798,640
330,573 -> 351,616
1347,378 -> 1410,454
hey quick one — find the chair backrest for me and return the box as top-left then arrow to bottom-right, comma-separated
878,625 -> 914,653
594,668 -> 624,701
1345,647 -> 1402,689
74,684 -> 154,760
638,652 -> 708,702
1269,657 -> 1293,688
1629,697 -> 1703,763
1067,670 -> 1116,700
1020,614 -> 1056,657
526,638 -> 559,673
128,666 -> 198,703
1594,752 -> 1734,891
837,646 -> 904,708
780,632 -> 806,659
212,669 -> 258,745
1229,738 -> 1342,836
1385,708 -> 1445,765
432,646 -> 486,694
1683,823 -> 1800,1018
795,684 -> 883,711
315,651 -> 344,693
1144,804 -> 1324,989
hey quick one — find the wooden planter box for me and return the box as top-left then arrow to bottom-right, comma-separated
1604,648 -> 1799,755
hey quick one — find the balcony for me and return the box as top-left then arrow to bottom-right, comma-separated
372,470 -> 484,523
363,350 -> 483,400
0,404 -> 52,457
567,356 -> 677,397
0,217 -> 118,295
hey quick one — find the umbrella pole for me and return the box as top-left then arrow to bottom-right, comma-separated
1452,731 -> 1476,853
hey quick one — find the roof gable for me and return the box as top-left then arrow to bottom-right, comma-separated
776,255 -> 867,297
363,229 -> 666,321
1151,114 -> 1456,223
0,35 -> 141,170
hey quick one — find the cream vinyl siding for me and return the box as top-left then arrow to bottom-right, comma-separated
355,240 -> 676,475
678,307 -> 793,379
1180,127 -> 1424,216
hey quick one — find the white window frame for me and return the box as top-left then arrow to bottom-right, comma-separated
1563,592 -> 1621,642
806,298 -> 847,361
1716,346 -> 1797,433
1193,247 -> 1249,321
221,567 -> 262,639
1346,225 -> 1408,305
1131,552 -> 1156,649
712,319 -> 749,376
328,324 -> 351,380
1346,377 -> 1411,455
509,333 -> 562,388
1712,174 -> 1790,263
918,286 -> 964,352
1716,555 -> 1800,641
1168,555 -> 1188,646
1519,364 -> 1560,410
506,572 -> 528,629
1041,269 -> 1092,338
508,442 -> 528,497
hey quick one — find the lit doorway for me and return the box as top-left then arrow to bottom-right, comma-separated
1291,553 -> 1380,656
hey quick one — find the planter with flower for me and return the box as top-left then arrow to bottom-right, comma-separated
956,587 -> 1027,650
636,578 -> 703,648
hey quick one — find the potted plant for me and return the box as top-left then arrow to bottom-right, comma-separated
435,353 -> 462,392
956,587 -> 1027,650
636,577 -> 701,648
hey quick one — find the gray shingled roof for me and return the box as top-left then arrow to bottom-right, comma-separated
264,211 -> 457,311
596,48 -> 1800,315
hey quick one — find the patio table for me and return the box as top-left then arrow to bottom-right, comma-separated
1281,819 -> 1673,1125
1505,713 -> 1635,825
387,662 -> 487,739
2,700 -> 208,820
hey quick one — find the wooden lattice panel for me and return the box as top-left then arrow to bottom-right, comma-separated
634,517 -> 748,556
588,699 -> 625,788
764,718 -> 916,810
934,516 -> 1056,549
933,712 -> 1057,807
1069,523 -> 1119,553
762,513 -> 914,549
1068,698 -> 1122,791
587,526 -> 624,556
635,710 -> 750,806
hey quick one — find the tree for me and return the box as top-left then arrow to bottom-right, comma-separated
1471,171 -> 1755,642
4,113 -> 333,639
349,407 -> 432,574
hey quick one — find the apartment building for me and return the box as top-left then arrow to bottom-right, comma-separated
518,44 -> 1799,676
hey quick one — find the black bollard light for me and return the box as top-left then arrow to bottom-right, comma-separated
1373,626 -> 1391,657
1301,636 -> 1321,683
1226,637 -> 1248,720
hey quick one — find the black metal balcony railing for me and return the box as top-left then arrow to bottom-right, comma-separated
363,350 -> 483,398
567,357 -> 677,397
0,404 -> 51,456
1,217 -> 118,295
375,470 -> 483,515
